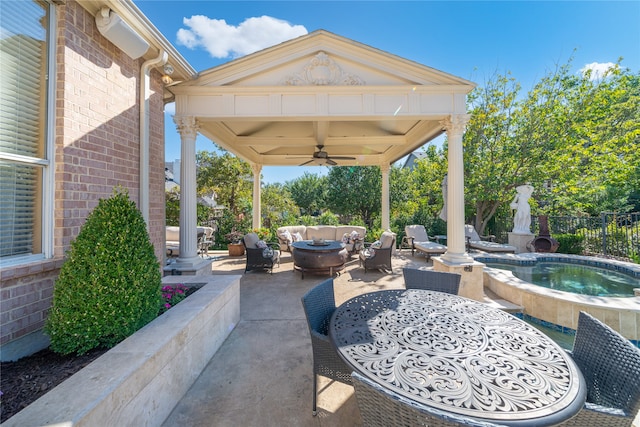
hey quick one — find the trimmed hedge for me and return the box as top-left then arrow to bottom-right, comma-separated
45,189 -> 162,355
554,233 -> 585,255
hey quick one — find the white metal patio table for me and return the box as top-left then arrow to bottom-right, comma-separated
329,289 -> 586,426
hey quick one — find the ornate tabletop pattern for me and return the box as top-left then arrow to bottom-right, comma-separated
330,290 -> 584,424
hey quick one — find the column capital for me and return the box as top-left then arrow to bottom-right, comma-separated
379,162 -> 390,173
440,114 -> 471,135
174,116 -> 199,139
251,163 -> 262,175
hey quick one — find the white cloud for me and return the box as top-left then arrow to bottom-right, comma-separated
176,15 -> 308,59
580,62 -> 616,80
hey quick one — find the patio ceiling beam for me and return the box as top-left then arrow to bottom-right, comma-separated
232,135 -> 407,147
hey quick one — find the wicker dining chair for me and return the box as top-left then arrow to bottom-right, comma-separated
402,268 -> 462,295
300,278 -> 352,416
351,372 -> 507,427
561,311 -> 640,427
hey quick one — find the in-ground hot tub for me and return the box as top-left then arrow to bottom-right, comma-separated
477,253 -> 640,346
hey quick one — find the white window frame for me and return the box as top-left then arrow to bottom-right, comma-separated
0,0 -> 55,268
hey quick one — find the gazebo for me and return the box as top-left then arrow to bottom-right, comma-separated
168,30 -> 476,275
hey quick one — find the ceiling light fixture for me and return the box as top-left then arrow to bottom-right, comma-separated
161,63 -> 174,85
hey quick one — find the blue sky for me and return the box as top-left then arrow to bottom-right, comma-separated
135,1 -> 640,184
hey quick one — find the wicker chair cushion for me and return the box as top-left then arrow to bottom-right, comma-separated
380,231 -> 395,248
244,232 -> 260,249
405,225 -> 430,242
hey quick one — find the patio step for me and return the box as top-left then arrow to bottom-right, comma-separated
482,289 -> 523,313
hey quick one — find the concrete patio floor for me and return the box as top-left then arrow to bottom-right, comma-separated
162,250 -> 426,426
161,249 -> 640,427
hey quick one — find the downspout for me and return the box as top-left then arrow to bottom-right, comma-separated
140,50 -> 168,226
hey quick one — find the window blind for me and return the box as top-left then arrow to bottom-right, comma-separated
0,0 -> 48,258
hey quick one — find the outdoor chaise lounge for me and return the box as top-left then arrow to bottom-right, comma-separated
464,225 -> 517,253
165,225 -> 216,258
401,225 -> 447,260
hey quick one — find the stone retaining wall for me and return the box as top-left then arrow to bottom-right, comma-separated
3,275 -> 240,426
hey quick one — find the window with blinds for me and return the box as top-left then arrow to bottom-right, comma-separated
0,0 -> 50,261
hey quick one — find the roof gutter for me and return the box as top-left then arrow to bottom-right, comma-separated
140,50 -> 168,226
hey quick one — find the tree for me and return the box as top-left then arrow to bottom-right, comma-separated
286,172 -> 328,215
397,145 -> 449,236
196,149 -> 253,220
410,145 -> 448,216
463,70 -> 534,234
261,183 -> 299,229
463,57 -> 639,235
165,188 -> 180,226
540,63 -> 640,215
326,166 -> 381,227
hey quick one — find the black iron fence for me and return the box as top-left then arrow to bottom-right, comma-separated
492,212 -> 640,261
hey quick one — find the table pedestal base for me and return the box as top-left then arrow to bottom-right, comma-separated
292,242 -> 348,279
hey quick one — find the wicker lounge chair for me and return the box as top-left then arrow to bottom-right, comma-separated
402,268 -> 461,295
561,311 -> 640,427
401,225 -> 447,259
242,232 -> 280,273
359,231 -> 396,273
300,279 -> 352,416
351,371 -> 507,427
464,225 -> 516,253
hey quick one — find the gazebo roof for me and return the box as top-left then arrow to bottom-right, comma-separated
169,30 -> 475,167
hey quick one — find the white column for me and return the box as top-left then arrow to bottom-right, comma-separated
252,163 -> 262,230
174,116 -> 200,265
381,163 -> 390,231
440,115 -> 474,264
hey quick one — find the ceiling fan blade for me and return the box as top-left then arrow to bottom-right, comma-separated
326,158 -> 337,166
299,159 -> 315,166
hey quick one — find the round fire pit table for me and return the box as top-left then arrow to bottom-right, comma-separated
291,240 -> 348,279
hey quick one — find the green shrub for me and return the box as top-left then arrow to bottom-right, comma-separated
317,210 -> 340,225
554,233 -> 585,255
45,189 -> 162,355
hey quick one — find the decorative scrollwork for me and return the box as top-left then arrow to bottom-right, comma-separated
331,289 -> 581,421
282,51 -> 364,86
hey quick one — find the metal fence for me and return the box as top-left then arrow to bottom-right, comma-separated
492,212 -> 640,260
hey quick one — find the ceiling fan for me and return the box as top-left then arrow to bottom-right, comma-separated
288,145 -> 356,166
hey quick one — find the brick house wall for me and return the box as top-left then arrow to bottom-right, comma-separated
0,0 -> 166,360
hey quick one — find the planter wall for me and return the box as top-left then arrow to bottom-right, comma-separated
4,275 -> 241,427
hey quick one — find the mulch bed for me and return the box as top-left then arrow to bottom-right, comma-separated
1,285 -> 200,423
0,346 -> 108,423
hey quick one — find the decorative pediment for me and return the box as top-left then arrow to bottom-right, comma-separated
171,30 -> 475,167
282,52 -> 364,86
